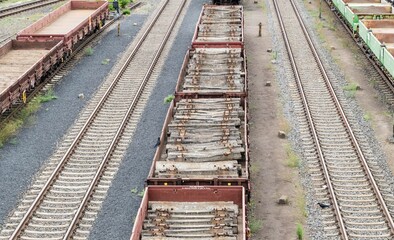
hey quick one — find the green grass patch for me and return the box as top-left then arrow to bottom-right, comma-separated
85,47 -> 94,56
343,82 -> 359,98
296,223 -> 304,240
249,163 -> 260,174
286,144 -> 299,168
0,90 -> 57,147
364,112 -> 372,121
249,217 -> 263,234
163,94 -> 175,104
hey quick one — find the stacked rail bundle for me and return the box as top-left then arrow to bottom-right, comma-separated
0,40 -> 63,113
192,5 -> 243,48
175,47 -> 247,98
131,186 -> 246,240
17,0 -> 108,53
147,98 -> 249,187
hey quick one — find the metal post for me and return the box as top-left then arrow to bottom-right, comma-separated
319,0 -> 322,19
117,23 -> 120,36
258,22 -> 262,37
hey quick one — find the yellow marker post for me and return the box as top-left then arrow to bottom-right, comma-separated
22,90 -> 27,104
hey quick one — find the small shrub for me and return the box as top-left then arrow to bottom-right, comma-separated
119,0 -> 130,9
37,89 -> 57,103
296,223 -> 304,240
164,94 -> 175,104
123,9 -> 130,15
138,189 -> 145,197
101,58 -> 111,65
130,187 -> 138,194
85,47 -> 94,56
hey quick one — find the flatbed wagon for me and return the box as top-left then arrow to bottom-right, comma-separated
147,98 -> 249,189
192,5 -> 244,48
131,186 -> 246,240
0,40 -> 63,113
175,47 -> 247,99
17,0 -> 108,53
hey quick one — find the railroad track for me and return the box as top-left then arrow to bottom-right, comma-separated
0,0 -> 185,239
0,0 -> 63,19
273,0 -> 394,238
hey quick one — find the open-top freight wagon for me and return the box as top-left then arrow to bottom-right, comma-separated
192,5 -> 244,48
131,186 -> 246,240
0,0 -> 108,113
330,0 -> 394,84
146,97 -> 249,189
0,40 -> 63,113
17,0 -> 108,55
175,47 -> 247,99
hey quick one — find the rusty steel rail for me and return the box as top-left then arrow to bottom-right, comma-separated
0,0 -> 62,18
273,0 -> 394,238
8,0 -> 185,238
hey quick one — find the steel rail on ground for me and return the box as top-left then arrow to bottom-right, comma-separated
273,0 -> 394,238
8,0 -> 185,238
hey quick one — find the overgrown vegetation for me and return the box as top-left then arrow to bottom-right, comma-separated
130,187 -> 138,194
0,90 -> 57,148
296,223 -> 304,240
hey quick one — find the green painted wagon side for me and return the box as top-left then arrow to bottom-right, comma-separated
369,33 -> 384,62
344,5 -> 359,32
358,20 -> 370,43
382,48 -> 394,77
334,0 -> 347,17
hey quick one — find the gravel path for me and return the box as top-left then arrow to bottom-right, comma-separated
87,0 -> 207,239
0,9 -> 150,229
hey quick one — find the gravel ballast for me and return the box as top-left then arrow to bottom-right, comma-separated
0,9 -> 151,227
88,1 -> 207,239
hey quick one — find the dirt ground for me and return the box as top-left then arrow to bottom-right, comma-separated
244,0 -> 305,239
245,0 -> 394,239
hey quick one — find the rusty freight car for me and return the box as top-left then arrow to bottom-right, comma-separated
17,0 -> 108,54
147,98 -> 249,188
0,40 -> 63,113
175,47 -> 247,98
192,5 -> 243,48
131,186 -> 246,240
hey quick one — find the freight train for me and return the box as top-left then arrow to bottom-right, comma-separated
0,0 -> 108,114
131,4 -> 249,240
328,0 -> 394,83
